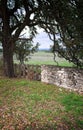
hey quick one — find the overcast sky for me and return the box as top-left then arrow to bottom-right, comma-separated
33,31 -> 53,49
21,27 -> 53,49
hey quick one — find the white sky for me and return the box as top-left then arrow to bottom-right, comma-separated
21,27 -> 53,49
33,31 -> 53,49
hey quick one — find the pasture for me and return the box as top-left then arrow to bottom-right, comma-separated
0,78 -> 83,130
28,51 -> 74,66
20,51 -> 74,67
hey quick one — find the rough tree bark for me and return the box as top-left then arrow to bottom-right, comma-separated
2,0 -> 15,77
2,40 -> 14,77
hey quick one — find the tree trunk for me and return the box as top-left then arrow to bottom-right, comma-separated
1,1 -> 15,78
2,40 -> 15,78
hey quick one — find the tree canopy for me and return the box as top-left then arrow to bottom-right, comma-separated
0,0 -> 83,77
40,0 -> 83,67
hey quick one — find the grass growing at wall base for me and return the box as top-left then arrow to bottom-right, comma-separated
0,78 -> 83,130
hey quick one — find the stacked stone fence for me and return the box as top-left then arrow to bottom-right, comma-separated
41,65 -> 83,93
0,62 -> 83,92
13,64 -> 83,92
14,64 -> 41,80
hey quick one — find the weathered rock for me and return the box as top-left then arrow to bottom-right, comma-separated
41,65 -> 83,93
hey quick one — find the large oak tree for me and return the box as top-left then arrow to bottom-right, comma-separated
0,0 -> 83,77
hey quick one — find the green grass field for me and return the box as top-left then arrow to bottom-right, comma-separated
14,51 -> 74,67
0,78 -> 83,130
27,51 -> 74,66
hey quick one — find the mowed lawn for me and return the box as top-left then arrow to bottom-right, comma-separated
0,78 -> 83,130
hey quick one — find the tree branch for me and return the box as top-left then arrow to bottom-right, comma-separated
29,19 -> 57,27
9,1 -> 19,15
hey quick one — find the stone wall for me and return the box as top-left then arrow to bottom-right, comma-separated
41,65 -> 83,92
14,64 -> 83,92
14,64 -> 41,81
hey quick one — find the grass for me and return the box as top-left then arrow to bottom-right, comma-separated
14,51 -> 74,67
27,51 -> 74,66
0,78 -> 83,130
